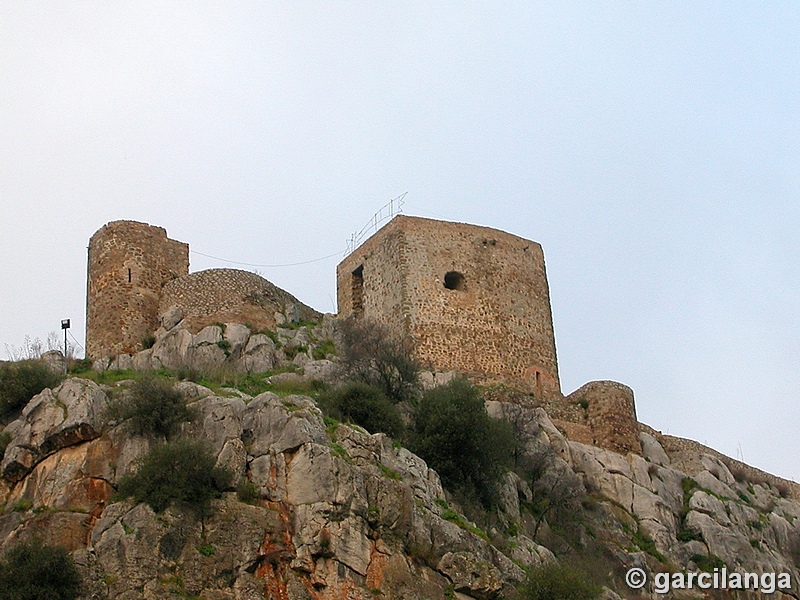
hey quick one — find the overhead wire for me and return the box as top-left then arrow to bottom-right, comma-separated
189,248 -> 346,268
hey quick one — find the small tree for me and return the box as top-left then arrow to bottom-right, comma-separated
337,317 -> 420,404
0,539 -> 81,600
109,377 -> 194,438
319,381 -> 404,438
0,360 -> 63,418
116,440 -> 231,521
410,378 -> 514,507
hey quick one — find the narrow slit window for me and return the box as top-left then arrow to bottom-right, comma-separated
352,265 -> 364,316
127,268 -> 132,283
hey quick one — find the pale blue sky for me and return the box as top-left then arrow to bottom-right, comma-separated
1,2 -> 798,480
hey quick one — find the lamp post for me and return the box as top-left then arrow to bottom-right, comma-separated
61,319 -> 70,375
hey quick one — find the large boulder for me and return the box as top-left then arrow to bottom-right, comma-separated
2,378 -> 109,482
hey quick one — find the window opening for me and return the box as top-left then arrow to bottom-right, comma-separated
444,271 -> 465,291
352,265 -> 364,316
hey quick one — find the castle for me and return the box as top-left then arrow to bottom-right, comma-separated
85,221 -> 319,359
85,217 -> 641,455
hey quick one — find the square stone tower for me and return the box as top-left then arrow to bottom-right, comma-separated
337,215 -> 560,395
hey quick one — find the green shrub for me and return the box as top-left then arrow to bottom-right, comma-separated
68,358 -> 93,375
409,378 -> 514,507
116,440 -> 231,519
632,529 -> 666,563
691,553 -> 726,572
677,529 -> 703,542
109,377 -> 194,438
0,539 -> 81,600
236,480 -> 260,504
0,360 -> 62,417
519,563 -> 601,600
319,382 -> 404,438
312,339 -> 336,360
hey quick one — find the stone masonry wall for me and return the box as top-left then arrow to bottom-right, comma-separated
86,221 -> 189,358
568,381 -> 642,455
158,268 -> 322,334
337,216 -> 560,395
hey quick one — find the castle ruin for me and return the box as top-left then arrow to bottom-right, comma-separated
86,216 -> 641,456
86,221 -> 189,358
336,215 -> 641,455
85,220 -> 319,360
337,215 -> 560,396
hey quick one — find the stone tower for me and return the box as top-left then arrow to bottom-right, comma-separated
86,221 -> 189,359
337,215 -> 560,395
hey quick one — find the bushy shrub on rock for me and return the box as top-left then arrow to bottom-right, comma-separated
518,563 -> 601,600
117,439 -> 231,519
109,376 -> 194,438
0,360 -> 62,417
0,539 -> 81,600
410,377 -> 514,507
319,381 -> 404,437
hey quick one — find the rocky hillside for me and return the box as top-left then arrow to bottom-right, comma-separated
0,323 -> 797,599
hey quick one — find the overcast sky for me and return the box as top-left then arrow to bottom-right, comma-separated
1,2 -> 798,481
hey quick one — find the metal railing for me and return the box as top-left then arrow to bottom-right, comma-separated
346,192 -> 407,254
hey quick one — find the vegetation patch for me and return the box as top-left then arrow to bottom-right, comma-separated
108,376 -> 195,439
0,360 -> 63,418
337,317 -> 420,404
691,553 -> 726,572
319,382 -> 403,438
518,563 -> 601,600
410,378 -> 514,508
676,529 -> 703,542
0,538 -> 82,600
312,339 -> 336,360
632,528 -> 667,563
116,440 -> 232,519
378,463 -> 401,481
196,543 -> 216,556
236,480 -> 260,504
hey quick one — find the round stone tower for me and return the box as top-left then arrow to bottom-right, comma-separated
86,221 -> 189,359
568,381 -> 642,455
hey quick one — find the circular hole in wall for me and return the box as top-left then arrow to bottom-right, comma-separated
443,271 -> 466,291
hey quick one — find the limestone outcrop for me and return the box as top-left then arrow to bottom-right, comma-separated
95,317 -> 338,377
0,381 -> 534,599
0,378 -> 797,599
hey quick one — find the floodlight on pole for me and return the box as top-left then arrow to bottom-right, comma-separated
61,319 -> 70,374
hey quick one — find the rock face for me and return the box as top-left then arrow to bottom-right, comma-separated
0,378 -> 797,599
97,317 -> 338,376
0,381 -> 529,599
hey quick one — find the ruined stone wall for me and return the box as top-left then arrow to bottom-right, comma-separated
640,424 -> 800,500
86,221 -> 188,358
568,381 -> 642,455
337,216 -> 560,394
337,223 -> 409,337
159,268 -> 322,334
